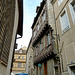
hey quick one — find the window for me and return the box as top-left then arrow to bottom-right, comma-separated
42,11 -> 46,22
47,32 -> 51,45
69,0 -> 75,24
36,46 -> 38,56
60,9 -> 70,33
43,36 -> 45,48
37,23 -> 39,31
33,30 -> 36,37
18,63 -> 21,67
23,64 -> 25,68
19,50 -> 22,53
39,41 -> 42,51
22,56 -> 24,59
18,56 -> 20,59
58,0 -> 63,5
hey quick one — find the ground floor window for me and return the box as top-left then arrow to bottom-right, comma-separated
70,66 -> 75,75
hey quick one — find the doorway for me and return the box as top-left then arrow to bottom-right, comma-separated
44,62 -> 47,75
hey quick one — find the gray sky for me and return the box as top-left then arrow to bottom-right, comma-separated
16,0 -> 42,49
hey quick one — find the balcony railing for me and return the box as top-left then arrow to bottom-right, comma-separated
32,21 -> 49,46
34,44 -> 56,64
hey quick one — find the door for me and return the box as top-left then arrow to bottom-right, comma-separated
44,62 -> 47,75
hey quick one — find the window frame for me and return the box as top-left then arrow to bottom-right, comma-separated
59,8 -> 70,34
18,63 -> 22,68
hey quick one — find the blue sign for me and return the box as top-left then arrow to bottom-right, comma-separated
15,73 -> 28,75
38,63 -> 42,67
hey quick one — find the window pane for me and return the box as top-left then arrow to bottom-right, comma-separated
37,23 -> 39,31
36,46 -> 38,55
18,56 -> 20,59
34,30 -> 36,37
47,33 -> 50,45
23,64 -> 25,68
42,11 -> 46,22
22,56 -> 24,59
61,11 -> 70,32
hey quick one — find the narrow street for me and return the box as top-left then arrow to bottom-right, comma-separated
0,0 -> 75,75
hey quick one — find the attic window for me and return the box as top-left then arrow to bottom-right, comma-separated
20,50 -> 22,53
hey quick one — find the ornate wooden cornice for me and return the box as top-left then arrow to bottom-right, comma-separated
34,44 -> 56,65
32,21 -> 49,47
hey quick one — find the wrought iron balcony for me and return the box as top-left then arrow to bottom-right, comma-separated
34,44 -> 56,65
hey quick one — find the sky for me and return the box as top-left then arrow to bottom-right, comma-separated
16,0 -> 42,49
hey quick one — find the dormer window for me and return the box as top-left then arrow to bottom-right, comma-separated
19,50 -> 22,53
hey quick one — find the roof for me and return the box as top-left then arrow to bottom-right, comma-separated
15,50 -> 26,54
17,0 -> 23,38
22,46 -> 27,50
31,0 -> 45,29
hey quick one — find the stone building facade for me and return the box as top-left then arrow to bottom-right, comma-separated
0,0 -> 23,75
26,38 -> 34,75
51,0 -> 75,75
31,0 -> 58,75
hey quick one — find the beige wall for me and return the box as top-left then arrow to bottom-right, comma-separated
53,0 -> 75,75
